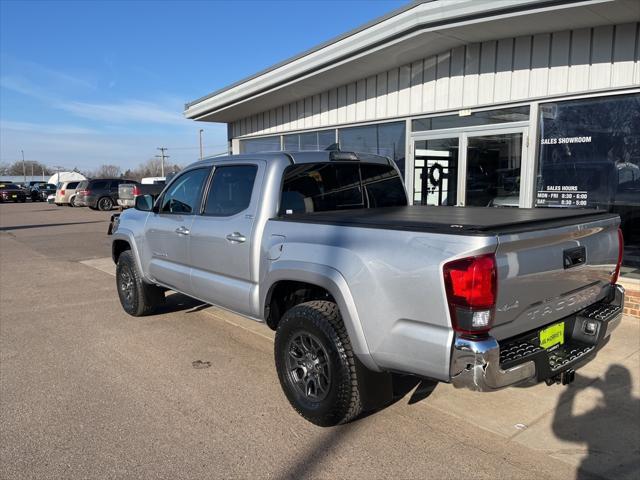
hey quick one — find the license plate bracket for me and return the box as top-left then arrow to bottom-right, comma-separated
540,322 -> 565,350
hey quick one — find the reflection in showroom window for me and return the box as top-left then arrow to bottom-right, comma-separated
536,93 -> 640,263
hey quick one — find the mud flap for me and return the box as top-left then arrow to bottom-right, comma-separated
355,356 -> 394,411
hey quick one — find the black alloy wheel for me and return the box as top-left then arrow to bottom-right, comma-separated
285,332 -> 332,402
98,197 -> 113,211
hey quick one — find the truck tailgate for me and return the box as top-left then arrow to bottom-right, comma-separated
491,213 -> 620,340
118,183 -> 135,200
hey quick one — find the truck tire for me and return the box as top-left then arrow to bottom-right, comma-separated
275,300 -> 362,427
116,250 -> 164,316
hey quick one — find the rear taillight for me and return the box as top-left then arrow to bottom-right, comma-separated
611,228 -> 624,285
60,190 -> 65,195
132,185 -> 140,196
443,253 -> 497,335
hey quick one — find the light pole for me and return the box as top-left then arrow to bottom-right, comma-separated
21,150 -> 26,183
199,129 -> 204,160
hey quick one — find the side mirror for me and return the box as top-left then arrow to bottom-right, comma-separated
135,194 -> 154,212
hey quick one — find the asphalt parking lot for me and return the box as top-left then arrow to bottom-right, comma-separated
1,202 -> 638,480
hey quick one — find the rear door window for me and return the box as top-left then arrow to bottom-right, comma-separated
203,165 -> 258,216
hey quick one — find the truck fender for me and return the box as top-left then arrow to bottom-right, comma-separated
262,260 -> 379,372
111,229 -> 149,283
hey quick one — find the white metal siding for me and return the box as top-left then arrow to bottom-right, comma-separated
232,23 -> 640,138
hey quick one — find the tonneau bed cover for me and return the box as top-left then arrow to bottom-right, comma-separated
273,206 -> 618,235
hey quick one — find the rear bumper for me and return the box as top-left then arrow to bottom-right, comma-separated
85,195 -> 99,208
450,284 -> 625,391
117,199 -> 134,208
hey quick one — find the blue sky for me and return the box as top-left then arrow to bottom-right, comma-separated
0,0 -> 406,172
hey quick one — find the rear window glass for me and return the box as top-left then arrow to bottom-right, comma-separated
90,181 -> 108,189
67,182 -> 79,189
280,162 -> 406,215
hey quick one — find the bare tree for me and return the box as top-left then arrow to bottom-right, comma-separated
92,164 -> 122,178
121,158 -> 182,181
1,161 -> 52,176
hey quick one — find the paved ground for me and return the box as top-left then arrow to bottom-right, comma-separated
1,202 -> 638,480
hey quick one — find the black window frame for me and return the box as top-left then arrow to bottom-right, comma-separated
201,164 -> 259,218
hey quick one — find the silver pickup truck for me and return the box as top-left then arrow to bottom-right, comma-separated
110,151 -> 625,426
117,177 -> 166,209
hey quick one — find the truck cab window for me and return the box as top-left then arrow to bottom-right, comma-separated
204,165 -> 257,216
160,168 -> 209,214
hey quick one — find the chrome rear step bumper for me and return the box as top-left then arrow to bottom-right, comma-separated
450,284 -> 624,392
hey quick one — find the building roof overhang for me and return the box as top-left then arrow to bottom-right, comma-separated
184,0 -> 639,123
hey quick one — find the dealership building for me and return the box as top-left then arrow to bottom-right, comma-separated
186,0 -> 639,310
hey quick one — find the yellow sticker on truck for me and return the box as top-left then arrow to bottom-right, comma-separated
540,322 -> 565,350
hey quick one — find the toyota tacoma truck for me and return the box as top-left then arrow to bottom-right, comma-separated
110,151 -> 625,427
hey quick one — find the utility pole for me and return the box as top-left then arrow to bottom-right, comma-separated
155,147 -> 169,177
21,150 -> 26,183
199,129 -> 204,160
52,166 -> 65,183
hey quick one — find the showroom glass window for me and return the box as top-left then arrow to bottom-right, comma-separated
283,130 -> 336,151
240,136 -> 281,153
535,93 -> 639,253
338,122 -> 406,176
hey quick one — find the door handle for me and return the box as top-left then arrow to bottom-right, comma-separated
226,232 -> 246,243
175,226 -> 190,236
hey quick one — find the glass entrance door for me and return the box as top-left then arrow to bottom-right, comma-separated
413,137 -> 459,206
465,132 -> 523,207
412,128 -> 526,207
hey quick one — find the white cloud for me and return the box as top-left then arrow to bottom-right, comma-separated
59,99 -> 189,126
0,119 -> 98,135
0,58 -> 228,170
1,63 -> 188,127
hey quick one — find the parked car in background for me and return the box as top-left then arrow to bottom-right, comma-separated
0,183 -> 27,203
30,184 -> 57,202
118,177 -> 166,209
54,180 -> 81,207
75,178 -> 136,211
24,180 -> 48,192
